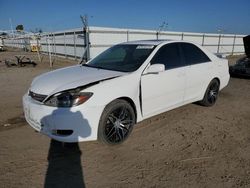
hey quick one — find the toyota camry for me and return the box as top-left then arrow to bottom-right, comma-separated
23,40 -> 230,144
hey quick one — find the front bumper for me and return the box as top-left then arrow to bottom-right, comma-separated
23,93 -> 103,142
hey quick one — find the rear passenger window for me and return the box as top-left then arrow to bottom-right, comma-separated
151,43 -> 182,70
181,43 -> 211,65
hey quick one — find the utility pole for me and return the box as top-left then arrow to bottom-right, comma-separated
47,34 -> 53,67
217,28 -> 226,54
9,18 -> 14,37
9,18 -> 14,46
36,34 -> 42,63
80,14 -> 90,63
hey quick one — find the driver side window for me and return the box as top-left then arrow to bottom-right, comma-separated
151,43 -> 182,70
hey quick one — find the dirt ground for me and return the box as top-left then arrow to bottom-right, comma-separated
0,48 -> 249,188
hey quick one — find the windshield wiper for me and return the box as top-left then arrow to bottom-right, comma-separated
82,63 -> 127,72
82,64 -> 93,67
82,64 -> 107,70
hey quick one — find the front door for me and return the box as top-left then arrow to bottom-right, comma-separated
141,43 -> 186,118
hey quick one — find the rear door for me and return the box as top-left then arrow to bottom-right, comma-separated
180,42 -> 212,102
141,43 -> 186,117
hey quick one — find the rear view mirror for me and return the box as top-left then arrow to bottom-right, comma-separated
144,64 -> 165,74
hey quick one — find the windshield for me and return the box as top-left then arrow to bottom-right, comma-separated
84,44 -> 155,72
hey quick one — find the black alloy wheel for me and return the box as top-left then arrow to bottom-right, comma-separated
199,79 -> 220,106
98,100 -> 135,145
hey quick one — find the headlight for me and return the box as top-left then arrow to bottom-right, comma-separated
44,89 -> 93,107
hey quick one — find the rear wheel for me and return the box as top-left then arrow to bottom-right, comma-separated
199,79 -> 220,106
98,99 -> 136,145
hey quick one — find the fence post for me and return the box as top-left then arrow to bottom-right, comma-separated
64,32 -> 66,58
53,33 -> 56,55
73,31 -> 76,60
127,30 -> 129,42
217,34 -> 221,53
46,35 -> 49,55
47,34 -> 52,67
202,34 -> 205,46
85,27 -> 90,61
181,33 -> 184,40
231,34 -> 236,55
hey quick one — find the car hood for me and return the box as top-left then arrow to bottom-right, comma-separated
30,65 -> 126,95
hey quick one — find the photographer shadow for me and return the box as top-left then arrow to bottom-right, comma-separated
43,108 -> 91,188
44,140 -> 85,188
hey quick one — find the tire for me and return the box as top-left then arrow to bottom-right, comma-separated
199,79 -> 220,107
98,99 -> 136,145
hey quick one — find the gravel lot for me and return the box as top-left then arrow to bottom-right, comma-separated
0,48 -> 249,188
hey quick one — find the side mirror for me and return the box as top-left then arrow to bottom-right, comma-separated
144,64 -> 165,74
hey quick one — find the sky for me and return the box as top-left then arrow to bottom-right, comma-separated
0,0 -> 249,34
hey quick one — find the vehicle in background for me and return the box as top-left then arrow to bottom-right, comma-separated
0,37 -> 4,51
30,37 -> 40,52
229,35 -> 250,78
23,40 -> 230,145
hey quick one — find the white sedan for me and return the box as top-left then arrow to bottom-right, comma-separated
23,40 -> 230,144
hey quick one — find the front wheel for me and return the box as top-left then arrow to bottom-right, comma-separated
98,99 -> 136,145
199,79 -> 220,106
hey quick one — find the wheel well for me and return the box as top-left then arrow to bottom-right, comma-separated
201,77 -> 221,102
213,77 -> 220,87
117,97 -> 137,121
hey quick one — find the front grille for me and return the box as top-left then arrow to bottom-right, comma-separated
29,91 -> 47,102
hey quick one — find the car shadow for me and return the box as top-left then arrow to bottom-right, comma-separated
42,108 -> 91,188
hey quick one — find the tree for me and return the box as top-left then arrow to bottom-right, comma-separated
16,25 -> 24,32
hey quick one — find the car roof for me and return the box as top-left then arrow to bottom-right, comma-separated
121,39 -> 173,46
